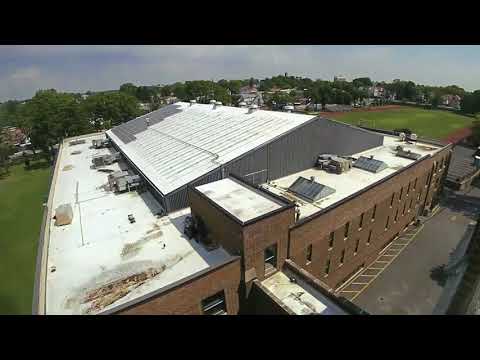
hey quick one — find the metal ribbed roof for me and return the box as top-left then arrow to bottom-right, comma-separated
107,102 -> 316,195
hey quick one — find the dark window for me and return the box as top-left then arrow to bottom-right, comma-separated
403,202 -> 407,215
367,230 -> 372,245
407,182 -> 411,195
340,249 -> 345,265
201,291 -> 227,315
329,232 -> 334,249
354,238 -> 360,254
264,244 -> 277,272
399,187 -> 403,201
385,216 -> 390,230
414,178 -> 418,190
306,244 -> 312,263
390,193 -> 395,207
409,198 -> 414,210
325,258 -> 331,275
359,213 -> 364,229
344,222 -> 350,238
395,208 -> 399,222
372,205 -> 377,221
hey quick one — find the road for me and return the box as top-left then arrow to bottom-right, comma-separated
350,186 -> 480,315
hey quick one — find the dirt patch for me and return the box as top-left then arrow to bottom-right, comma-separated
82,268 -> 162,314
121,224 -> 164,259
319,105 -> 404,118
63,165 -> 74,171
441,126 -> 473,145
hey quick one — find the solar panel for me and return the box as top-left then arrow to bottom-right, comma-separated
396,149 -> 422,160
288,177 -> 336,202
353,156 -> 388,173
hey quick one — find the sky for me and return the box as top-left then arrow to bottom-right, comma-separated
0,45 -> 479,102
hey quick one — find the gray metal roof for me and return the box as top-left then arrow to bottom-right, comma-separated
446,146 -> 479,183
288,176 -> 336,202
353,156 -> 388,173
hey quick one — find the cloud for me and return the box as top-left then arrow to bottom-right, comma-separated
0,45 -> 479,101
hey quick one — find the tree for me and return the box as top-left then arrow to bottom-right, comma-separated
352,77 -> 373,88
0,135 -> 14,174
119,83 -> 138,97
82,91 -> 141,129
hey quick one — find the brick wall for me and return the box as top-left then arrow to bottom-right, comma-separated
117,258 -> 241,315
288,147 -> 452,289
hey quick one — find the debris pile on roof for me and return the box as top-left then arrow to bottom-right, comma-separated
54,204 -> 73,226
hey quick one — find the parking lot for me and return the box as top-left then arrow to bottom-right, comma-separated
337,186 -> 480,315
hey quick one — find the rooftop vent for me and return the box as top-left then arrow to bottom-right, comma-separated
213,101 -> 222,109
288,176 -> 336,202
353,156 -> 388,173
248,104 -> 258,114
189,99 -> 197,106
407,133 -> 418,142
210,99 -> 216,104
396,146 -> 422,160
145,117 -> 150,127
239,101 -> 247,108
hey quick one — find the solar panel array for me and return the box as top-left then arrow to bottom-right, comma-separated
107,102 -> 316,195
353,156 -> 388,173
288,176 -> 336,202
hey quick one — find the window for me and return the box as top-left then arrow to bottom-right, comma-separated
202,291 -> 226,315
339,249 -> 345,265
329,232 -> 334,249
403,202 -> 407,215
399,187 -> 403,201
407,182 -> 411,196
344,222 -> 350,239
367,230 -> 372,245
372,205 -> 377,221
409,198 -> 414,210
306,244 -> 312,264
414,178 -> 418,190
395,208 -> 399,222
385,216 -> 390,230
354,238 -> 360,255
264,244 -> 277,272
324,258 -> 331,276
390,193 -> 395,207
359,213 -> 364,229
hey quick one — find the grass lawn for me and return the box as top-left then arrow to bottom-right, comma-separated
0,160 -> 51,314
332,107 -> 475,140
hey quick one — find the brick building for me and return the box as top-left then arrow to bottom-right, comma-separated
34,102 -> 452,315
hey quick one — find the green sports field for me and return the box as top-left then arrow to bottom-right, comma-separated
332,106 -> 474,140
0,161 -> 51,314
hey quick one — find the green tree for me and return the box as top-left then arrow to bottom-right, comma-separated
352,77 -> 373,88
82,91 -> 141,129
119,83 -> 138,97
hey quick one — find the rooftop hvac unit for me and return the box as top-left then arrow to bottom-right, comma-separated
189,99 -> 197,106
91,139 -> 110,149
474,156 -> 480,168
210,99 -> 216,104
399,132 -> 406,141
284,105 -> 294,112
407,133 -> 418,142
248,104 -> 258,114
316,154 -> 352,174
238,101 -> 247,108
92,152 -> 121,168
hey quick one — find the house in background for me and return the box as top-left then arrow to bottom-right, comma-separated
442,94 -> 462,109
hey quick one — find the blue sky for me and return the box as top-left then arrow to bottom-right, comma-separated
0,45 -> 479,101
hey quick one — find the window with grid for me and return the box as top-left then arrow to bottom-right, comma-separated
344,222 -> 350,239
306,244 -> 312,264
264,243 -> 277,272
201,291 -> 227,315
329,231 -> 334,249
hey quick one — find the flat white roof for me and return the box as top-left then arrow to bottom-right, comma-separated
262,271 -> 347,315
262,136 -> 442,219
45,134 -> 232,315
107,102 -> 316,195
195,178 -> 284,223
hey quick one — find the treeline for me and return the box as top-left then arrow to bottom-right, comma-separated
3,74 -> 480,160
